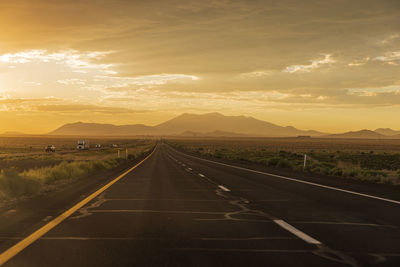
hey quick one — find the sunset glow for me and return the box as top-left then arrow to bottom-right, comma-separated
0,0 -> 399,133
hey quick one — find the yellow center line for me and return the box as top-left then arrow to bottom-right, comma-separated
0,148 -> 155,266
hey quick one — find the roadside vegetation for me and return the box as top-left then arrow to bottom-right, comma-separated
0,138 -> 155,203
168,138 -> 400,186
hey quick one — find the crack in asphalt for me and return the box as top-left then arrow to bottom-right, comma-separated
212,189 -> 361,266
70,193 -> 107,220
69,155 -> 362,266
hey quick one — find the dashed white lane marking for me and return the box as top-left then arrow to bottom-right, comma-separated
103,198 -> 227,201
169,149 -> 322,247
168,248 -> 310,253
199,173 -> 206,178
293,221 -> 395,228
187,168 -> 192,171
173,149 -> 400,206
218,185 -> 231,192
273,219 -> 321,245
199,236 -> 296,240
0,236 -> 295,241
91,210 -> 227,215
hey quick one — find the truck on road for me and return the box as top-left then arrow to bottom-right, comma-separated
77,140 -> 89,150
45,145 -> 56,152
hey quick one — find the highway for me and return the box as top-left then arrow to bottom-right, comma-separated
1,143 -> 400,266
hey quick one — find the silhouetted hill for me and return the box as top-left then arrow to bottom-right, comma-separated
0,131 -> 27,136
374,128 -> 400,136
179,130 -> 248,137
49,122 -> 155,136
49,112 -> 325,137
324,130 -> 387,139
154,112 -> 324,136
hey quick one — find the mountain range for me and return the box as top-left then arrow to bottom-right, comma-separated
49,112 -> 325,137
44,112 -> 400,139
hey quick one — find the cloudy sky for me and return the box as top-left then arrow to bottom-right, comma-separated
0,0 -> 399,133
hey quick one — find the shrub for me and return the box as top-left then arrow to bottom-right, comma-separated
22,160 -> 120,184
258,158 -> 270,165
342,168 -> 359,177
0,169 -> 41,199
361,170 -> 387,178
214,151 -> 223,158
127,154 -> 136,160
319,162 -> 335,169
311,166 -> 330,175
277,158 -> 293,169
330,167 -> 343,176
267,157 -> 281,167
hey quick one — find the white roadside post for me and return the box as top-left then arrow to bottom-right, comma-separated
117,149 -> 120,158
303,154 -> 307,170
125,148 -> 128,160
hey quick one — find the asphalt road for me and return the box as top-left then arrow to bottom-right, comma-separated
1,143 -> 400,266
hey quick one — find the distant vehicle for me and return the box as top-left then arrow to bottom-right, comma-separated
111,144 -> 118,148
77,140 -> 89,150
45,145 -> 56,152
297,135 -> 311,138
95,144 -> 101,148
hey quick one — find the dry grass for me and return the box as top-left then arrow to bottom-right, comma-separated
0,138 -> 155,202
168,138 -> 400,186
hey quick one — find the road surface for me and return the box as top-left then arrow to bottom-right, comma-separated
1,143 -> 400,266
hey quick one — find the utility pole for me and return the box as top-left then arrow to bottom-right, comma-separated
303,154 -> 307,170
117,149 -> 120,158
125,148 -> 128,160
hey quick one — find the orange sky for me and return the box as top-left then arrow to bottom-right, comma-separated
0,0 -> 399,134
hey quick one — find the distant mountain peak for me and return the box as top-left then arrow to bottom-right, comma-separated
49,112 -> 326,137
325,129 -> 385,139
374,128 -> 400,136
46,112 -> 400,138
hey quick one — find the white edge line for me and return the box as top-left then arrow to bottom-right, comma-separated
273,219 -> 321,245
199,174 -> 206,178
172,148 -> 400,205
218,185 -> 230,192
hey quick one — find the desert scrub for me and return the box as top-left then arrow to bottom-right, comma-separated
0,159 -> 121,202
0,156 -> 62,172
168,140 -> 400,185
22,159 -> 120,184
0,169 -> 41,199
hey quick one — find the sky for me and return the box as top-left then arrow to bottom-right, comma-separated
0,0 -> 399,134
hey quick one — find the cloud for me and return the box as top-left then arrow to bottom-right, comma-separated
380,34 -> 400,44
0,97 -> 60,105
105,74 -> 199,88
375,51 -> 400,62
36,104 -> 147,114
57,78 -> 86,85
0,97 -> 61,111
240,71 -> 274,78
0,49 -> 200,102
0,50 -> 114,73
1,0 -> 400,132
348,57 -> 370,67
283,54 -> 335,73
